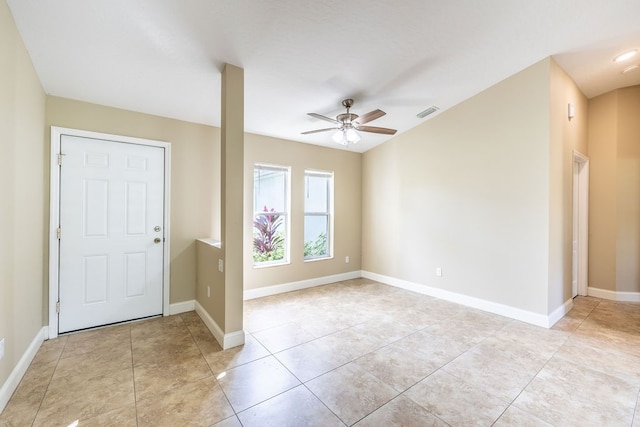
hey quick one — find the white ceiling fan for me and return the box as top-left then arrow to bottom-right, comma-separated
302,99 -> 397,145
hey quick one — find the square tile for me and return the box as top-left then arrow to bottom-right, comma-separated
513,358 -> 638,426
136,376 -> 234,426
443,336 -> 549,401
237,385 -> 343,427
494,406 -> 553,427
306,362 -> 398,425
133,354 -> 212,401
354,395 -> 447,426
217,355 -> 300,412
251,322 -> 316,353
33,367 -> 135,426
202,333 -> 270,375
405,369 -> 509,426
355,343 -> 437,392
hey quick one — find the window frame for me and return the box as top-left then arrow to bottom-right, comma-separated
303,169 -> 334,261
252,163 -> 291,267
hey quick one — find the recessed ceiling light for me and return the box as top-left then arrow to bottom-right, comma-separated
622,64 -> 640,74
613,49 -> 638,63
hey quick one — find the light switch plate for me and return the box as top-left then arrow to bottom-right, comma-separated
0,338 -> 5,361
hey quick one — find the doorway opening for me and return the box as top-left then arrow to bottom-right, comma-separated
572,150 -> 589,297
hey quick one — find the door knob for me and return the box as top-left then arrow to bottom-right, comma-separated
154,237 -> 162,244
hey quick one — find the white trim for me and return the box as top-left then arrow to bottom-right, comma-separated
194,301 -> 245,349
362,271 -> 559,328
243,270 -> 361,300
169,300 -> 195,315
588,287 -> 640,302
48,126 -> 172,338
548,298 -> 574,327
0,327 -> 48,413
572,150 -> 589,297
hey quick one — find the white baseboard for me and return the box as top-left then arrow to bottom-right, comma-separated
0,326 -> 48,413
548,297 -> 574,327
588,287 -> 640,302
243,270 -> 362,300
362,270 -> 559,328
194,301 -> 245,350
169,300 -> 195,315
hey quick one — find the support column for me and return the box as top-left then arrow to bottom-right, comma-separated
220,64 -> 245,348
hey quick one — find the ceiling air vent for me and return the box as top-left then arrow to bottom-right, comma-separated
416,106 -> 439,119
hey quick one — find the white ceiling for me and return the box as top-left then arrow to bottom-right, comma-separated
7,0 -> 640,153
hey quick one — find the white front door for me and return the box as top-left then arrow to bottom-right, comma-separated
58,135 -> 165,333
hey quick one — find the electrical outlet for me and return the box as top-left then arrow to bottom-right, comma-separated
436,267 -> 442,277
207,286 -> 211,298
218,259 -> 224,272
345,256 -> 350,263
0,338 -> 5,361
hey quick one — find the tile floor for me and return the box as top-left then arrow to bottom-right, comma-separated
1,278 -> 640,426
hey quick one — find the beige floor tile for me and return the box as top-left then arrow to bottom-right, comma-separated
275,339 -> 351,382
251,322 -> 316,353
393,329 -> 469,368
53,344 -> 132,381
203,333 -> 270,375
75,404 -> 137,426
405,369 -> 509,426
62,324 -> 131,359
129,314 -> 185,341
316,328 -> 384,361
237,385 -> 344,427
551,310 -> 587,332
134,354 -> 212,401
443,336 -> 549,401
0,360 -> 56,426
131,329 -> 201,366
513,357 -> 638,426
354,395 -> 448,427
33,367 -> 135,426
349,316 -> 416,345
554,334 -> 640,386
217,355 -> 300,412
306,362 -> 398,426
136,376 -> 234,427
30,336 -> 68,366
355,343 -> 438,392
3,280 -> 639,426
494,406 -> 553,427
496,320 -> 569,357
212,416 -> 243,427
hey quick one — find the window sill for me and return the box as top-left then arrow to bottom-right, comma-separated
304,256 -> 333,263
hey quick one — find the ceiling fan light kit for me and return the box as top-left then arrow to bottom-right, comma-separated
303,98 -> 397,146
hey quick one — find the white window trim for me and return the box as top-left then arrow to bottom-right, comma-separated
304,169 -> 333,261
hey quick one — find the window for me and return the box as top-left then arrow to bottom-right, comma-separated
304,170 -> 333,260
253,164 -> 289,266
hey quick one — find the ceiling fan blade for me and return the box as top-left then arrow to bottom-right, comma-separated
356,125 -> 397,135
307,112 -> 339,124
354,109 -> 385,125
301,127 -> 339,135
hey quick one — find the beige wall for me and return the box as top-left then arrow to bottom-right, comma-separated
244,133 -> 362,290
589,85 -> 640,293
363,59 -> 557,315
0,0 -> 46,389
547,59 -> 589,310
46,97 -> 221,306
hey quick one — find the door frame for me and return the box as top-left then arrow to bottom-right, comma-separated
49,126 -> 172,338
572,149 -> 589,297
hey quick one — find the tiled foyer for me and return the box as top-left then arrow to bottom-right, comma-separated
1,278 -> 639,426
